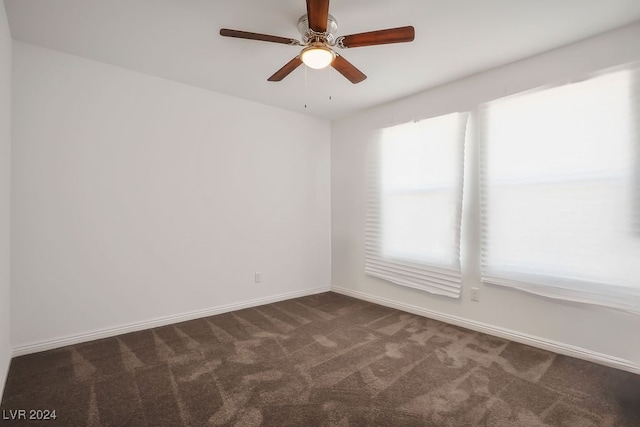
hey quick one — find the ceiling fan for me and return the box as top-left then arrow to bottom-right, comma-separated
219,0 -> 415,84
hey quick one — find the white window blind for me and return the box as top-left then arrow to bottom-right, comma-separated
365,113 -> 468,298
480,67 -> 640,312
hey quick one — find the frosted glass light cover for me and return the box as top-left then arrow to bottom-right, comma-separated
301,47 -> 335,69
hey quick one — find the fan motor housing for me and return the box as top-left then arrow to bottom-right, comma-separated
297,14 -> 338,44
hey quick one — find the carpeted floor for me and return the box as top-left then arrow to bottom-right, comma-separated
1,292 -> 639,426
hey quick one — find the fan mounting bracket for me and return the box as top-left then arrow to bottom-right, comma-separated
297,14 -> 338,45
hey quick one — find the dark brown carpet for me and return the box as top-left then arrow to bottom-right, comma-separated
1,292 -> 639,426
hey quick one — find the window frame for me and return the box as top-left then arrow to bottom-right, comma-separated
477,65 -> 640,313
364,113 -> 469,299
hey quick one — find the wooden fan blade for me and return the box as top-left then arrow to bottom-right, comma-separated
332,55 -> 366,84
339,26 -> 415,48
220,28 -> 299,45
268,57 -> 303,81
306,0 -> 330,32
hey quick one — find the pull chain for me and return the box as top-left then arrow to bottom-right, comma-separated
304,65 -> 308,108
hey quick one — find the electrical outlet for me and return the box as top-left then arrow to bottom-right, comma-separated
255,272 -> 261,283
470,287 -> 480,302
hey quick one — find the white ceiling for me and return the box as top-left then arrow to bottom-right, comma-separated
4,0 -> 640,120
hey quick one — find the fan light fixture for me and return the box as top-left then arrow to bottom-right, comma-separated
300,44 -> 335,69
220,4 -> 416,84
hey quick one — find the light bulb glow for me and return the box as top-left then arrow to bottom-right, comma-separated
300,46 -> 335,69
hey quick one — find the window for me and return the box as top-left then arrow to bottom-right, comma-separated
365,113 -> 468,298
364,64 -> 639,312
480,67 -> 640,312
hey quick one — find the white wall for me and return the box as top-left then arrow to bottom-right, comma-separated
11,42 -> 331,350
332,22 -> 640,371
0,1 -> 12,398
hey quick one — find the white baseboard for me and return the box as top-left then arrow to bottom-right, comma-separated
12,286 -> 331,357
0,354 -> 8,403
331,285 -> 640,375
